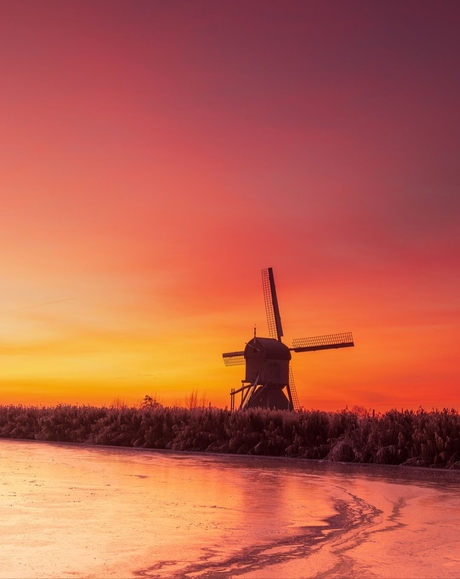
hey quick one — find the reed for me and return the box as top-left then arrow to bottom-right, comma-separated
1,404 -> 459,468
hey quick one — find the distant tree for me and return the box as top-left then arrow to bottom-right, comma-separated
141,395 -> 162,409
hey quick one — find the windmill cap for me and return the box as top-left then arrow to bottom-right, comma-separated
245,337 -> 291,360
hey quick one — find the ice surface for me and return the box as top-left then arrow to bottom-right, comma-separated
1,439 -> 460,578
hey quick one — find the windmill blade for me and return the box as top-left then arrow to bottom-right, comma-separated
291,332 -> 354,352
222,351 -> 245,366
261,267 -> 283,341
286,366 -> 300,411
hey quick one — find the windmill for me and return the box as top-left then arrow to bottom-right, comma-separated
222,267 -> 354,411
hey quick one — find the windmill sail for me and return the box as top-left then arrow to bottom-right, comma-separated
287,366 -> 300,411
292,332 -> 354,352
222,351 -> 245,366
262,267 -> 283,341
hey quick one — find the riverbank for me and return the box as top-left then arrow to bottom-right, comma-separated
1,404 -> 460,469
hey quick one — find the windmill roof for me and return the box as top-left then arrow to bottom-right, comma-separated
244,337 -> 291,360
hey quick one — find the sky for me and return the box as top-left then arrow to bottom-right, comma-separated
1,0 -> 459,411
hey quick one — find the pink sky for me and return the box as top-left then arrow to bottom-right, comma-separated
1,0 -> 459,410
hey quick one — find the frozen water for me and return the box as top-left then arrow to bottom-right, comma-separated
1,439 -> 460,578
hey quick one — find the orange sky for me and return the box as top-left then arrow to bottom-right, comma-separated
1,1 -> 459,411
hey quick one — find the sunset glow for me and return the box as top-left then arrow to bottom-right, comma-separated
1,1 -> 459,411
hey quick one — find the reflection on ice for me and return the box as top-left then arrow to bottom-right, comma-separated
1,439 -> 460,578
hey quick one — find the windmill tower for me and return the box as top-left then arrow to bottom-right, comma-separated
222,268 -> 354,411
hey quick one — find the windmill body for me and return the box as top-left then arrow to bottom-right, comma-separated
225,335 -> 292,411
244,337 -> 291,386
223,268 -> 354,411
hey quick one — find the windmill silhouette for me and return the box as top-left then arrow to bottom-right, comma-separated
222,267 -> 354,411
